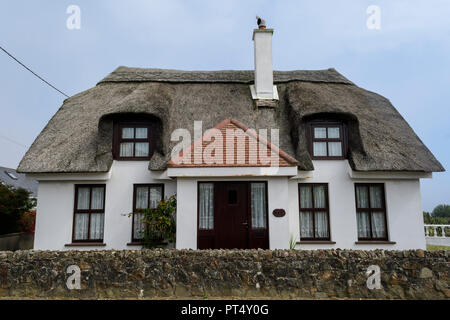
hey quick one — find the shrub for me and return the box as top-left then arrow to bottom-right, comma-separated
129,195 -> 176,249
0,184 -> 36,235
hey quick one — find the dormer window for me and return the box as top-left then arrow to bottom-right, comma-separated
113,121 -> 155,160
307,122 -> 347,160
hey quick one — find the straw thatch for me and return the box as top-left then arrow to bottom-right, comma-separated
17,67 -> 444,173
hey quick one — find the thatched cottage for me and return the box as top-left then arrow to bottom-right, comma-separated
18,24 -> 444,250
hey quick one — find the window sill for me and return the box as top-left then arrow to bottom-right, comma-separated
127,242 -> 144,246
65,243 -> 106,247
296,241 -> 336,244
355,241 -> 396,245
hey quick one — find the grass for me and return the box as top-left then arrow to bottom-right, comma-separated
426,245 -> 450,251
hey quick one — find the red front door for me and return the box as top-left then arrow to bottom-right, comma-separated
197,181 -> 269,249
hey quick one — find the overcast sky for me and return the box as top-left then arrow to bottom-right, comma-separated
0,0 -> 449,211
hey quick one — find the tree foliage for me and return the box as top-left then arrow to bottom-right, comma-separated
129,195 -> 176,249
0,184 -> 36,235
432,204 -> 450,218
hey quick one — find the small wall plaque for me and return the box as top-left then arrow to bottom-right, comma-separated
272,209 -> 286,217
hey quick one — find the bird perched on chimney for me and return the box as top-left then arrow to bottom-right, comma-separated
256,16 -> 266,29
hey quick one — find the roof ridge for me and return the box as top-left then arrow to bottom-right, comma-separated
97,66 -> 354,85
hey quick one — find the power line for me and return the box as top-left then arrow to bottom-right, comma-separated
0,135 -> 27,148
0,45 -> 70,98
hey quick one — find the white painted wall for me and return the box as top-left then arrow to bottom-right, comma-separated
33,161 -> 176,250
289,160 -> 426,250
33,160 -> 427,251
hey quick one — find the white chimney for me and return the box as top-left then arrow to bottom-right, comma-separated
250,19 -> 278,101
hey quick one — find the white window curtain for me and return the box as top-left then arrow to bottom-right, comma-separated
315,211 -> 329,238
313,142 -> 327,156
150,187 -> 162,208
122,127 -> 134,138
135,142 -> 149,157
91,187 -> 104,210
327,127 -> 340,138
300,185 -> 312,208
300,212 -> 313,238
77,187 -> 90,210
134,187 -> 148,239
136,187 -> 148,209
313,185 -> 326,208
357,212 -> 371,238
328,142 -> 342,156
356,186 -> 369,208
369,185 -> 383,208
133,186 -> 163,239
314,127 -> 327,138
90,213 -> 104,240
199,183 -> 214,230
135,128 -> 147,139
299,185 -> 329,239
120,142 -> 134,157
133,213 -> 145,239
251,183 -> 267,229
371,211 -> 386,238
74,213 -> 89,240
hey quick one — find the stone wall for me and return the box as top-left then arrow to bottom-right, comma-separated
0,233 -> 34,251
0,249 -> 448,299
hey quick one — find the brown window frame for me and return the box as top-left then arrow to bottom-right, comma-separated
298,183 -> 331,241
307,121 -> 347,160
72,184 -> 106,243
113,121 -> 156,161
354,183 -> 388,241
131,184 -> 165,242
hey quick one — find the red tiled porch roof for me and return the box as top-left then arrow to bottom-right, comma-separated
167,119 -> 299,168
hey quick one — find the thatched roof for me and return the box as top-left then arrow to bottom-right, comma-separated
17,66 -> 444,173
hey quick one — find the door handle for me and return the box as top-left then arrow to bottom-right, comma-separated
242,222 -> 248,229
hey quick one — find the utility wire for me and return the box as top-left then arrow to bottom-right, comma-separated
0,135 -> 27,148
0,45 -> 70,98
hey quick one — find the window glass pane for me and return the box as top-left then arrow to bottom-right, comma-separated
315,211 -> 329,238
369,185 -> 383,208
328,142 -> 342,157
228,189 -> 238,205
251,183 -> 267,229
120,142 -> 134,157
300,211 -> 314,238
122,127 -> 134,139
299,185 -> 312,208
356,186 -> 369,208
91,187 -> 104,210
371,212 -> 386,238
313,185 -> 326,209
74,213 -> 89,240
77,187 -> 90,210
314,127 -> 327,138
135,127 -> 148,139
149,186 -> 163,208
357,212 -> 371,238
199,183 -> 214,230
89,213 -> 104,240
135,142 -> 149,157
133,212 -> 145,239
136,187 -> 149,209
313,142 -> 327,156
327,127 -> 340,138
